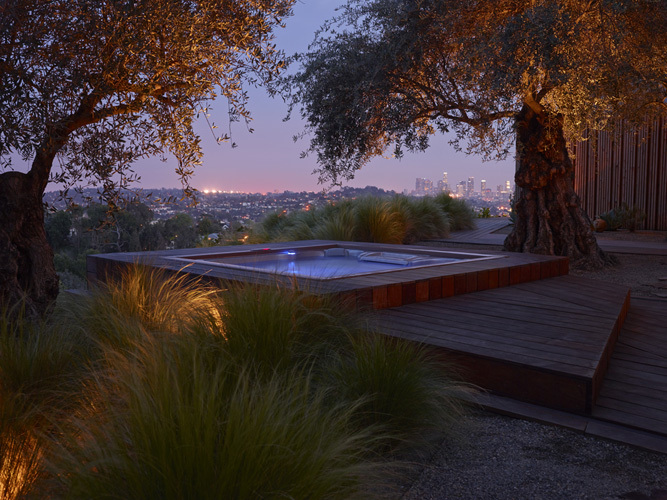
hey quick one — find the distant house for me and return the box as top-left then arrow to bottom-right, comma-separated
574,116 -> 667,230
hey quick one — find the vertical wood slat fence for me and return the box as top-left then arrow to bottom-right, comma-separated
574,116 -> 667,231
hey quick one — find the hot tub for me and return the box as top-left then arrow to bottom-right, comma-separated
169,244 -> 499,280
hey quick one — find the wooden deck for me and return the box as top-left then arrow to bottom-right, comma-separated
88,240 -> 667,443
371,275 -> 631,413
593,298 -> 667,436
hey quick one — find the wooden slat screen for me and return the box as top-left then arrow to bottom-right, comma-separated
574,117 -> 667,231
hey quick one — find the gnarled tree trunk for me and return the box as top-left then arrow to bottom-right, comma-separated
0,170 -> 59,318
504,105 -> 612,270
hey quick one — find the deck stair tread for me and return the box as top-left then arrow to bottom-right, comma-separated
592,298 -> 667,437
371,275 -> 630,413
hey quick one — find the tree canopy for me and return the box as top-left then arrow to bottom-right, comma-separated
291,0 -> 666,269
1,0 -> 294,198
292,0 -> 667,185
0,0 -> 294,316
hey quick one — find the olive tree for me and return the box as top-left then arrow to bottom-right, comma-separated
292,0 -> 667,268
0,0 -> 294,316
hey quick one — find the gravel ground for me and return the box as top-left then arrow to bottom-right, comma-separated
572,229 -> 667,298
570,253 -> 667,298
400,240 -> 667,500
402,412 -> 667,500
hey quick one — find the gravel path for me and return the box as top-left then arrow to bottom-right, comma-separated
401,241 -> 667,500
403,412 -> 667,500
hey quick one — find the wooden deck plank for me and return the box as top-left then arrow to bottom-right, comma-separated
377,307 -> 608,357
458,288 -> 597,314
598,386 -> 667,413
374,313 -> 600,369
384,306 -> 611,353
420,298 -> 616,332
613,351 -> 667,368
510,278 -> 630,312
598,379 -> 667,402
617,327 -> 667,344
619,318 -> 667,333
592,406 -> 667,436
594,396 -> 667,425
415,295 -> 618,333
439,287 -> 600,316
512,277 -> 630,306
375,322 -> 594,375
603,362 -> 667,385
388,291 -> 615,330
592,298 -> 667,437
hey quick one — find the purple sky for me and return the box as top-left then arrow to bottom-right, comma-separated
46,1 -> 515,195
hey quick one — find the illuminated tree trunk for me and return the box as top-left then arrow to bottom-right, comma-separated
504,105 -> 611,270
0,170 -> 59,318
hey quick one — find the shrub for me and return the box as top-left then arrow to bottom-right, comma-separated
0,311 -> 89,499
477,207 -> 491,218
207,282 -> 355,378
350,196 -> 405,244
616,203 -> 646,232
326,334 -> 471,446
433,192 -> 476,231
254,194 -> 472,244
54,344 -> 386,500
0,266 -> 470,497
598,208 -> 623,231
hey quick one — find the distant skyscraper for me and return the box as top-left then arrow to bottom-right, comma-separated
415,177 -> 426,194
442,172 -> 449,192
467,177 -> 475,197
480,179 -> 486,192
415,177 -> 432,195
505,180 -> 511,191
456,180 -> 467,197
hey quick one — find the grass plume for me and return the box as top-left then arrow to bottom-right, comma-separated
0,267 -> 471,497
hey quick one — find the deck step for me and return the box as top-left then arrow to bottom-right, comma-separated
371,275 -> 631,414
592,298 -> 667,437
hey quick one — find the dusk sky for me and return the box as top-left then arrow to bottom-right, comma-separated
53,0 -> 516,195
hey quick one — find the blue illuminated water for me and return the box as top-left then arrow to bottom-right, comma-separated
203,248 -> 462,279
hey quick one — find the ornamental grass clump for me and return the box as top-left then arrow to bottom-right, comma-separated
206,282 -> 357,379
0,266 -> 471,498
350,196 -> 406,244
52,265 -> 221,354
389,194 -> 451,244
433,192 -> 476,231
0,310 -> 88,499
54,333 -> 383,500
327,334 -> 471,447
253,193 -> 470,244
313,200 -> 357,241
0,396 -> 43,500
